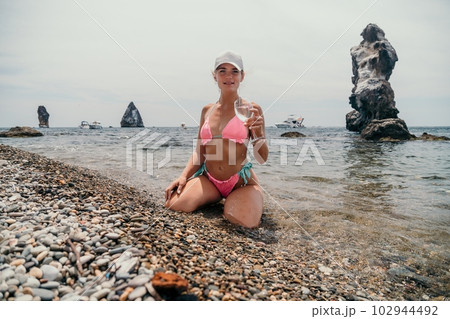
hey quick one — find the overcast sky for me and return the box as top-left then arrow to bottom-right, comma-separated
1,0 -> 449,128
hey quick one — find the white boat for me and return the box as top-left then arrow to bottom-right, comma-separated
89,121 -> 103,129
79,121 -> 90,129
275,115 -> 304,128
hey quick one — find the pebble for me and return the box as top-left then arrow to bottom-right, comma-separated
15,294 -> 33,301
128,275 -> 151,287
30,246 -> 48,257
41,265 -> 59,281
301,287 -> 311,295
90,288 -> 110,300
36,250 -> 49,262
32,288 -> 55,301
15,265 -> 27,275
319,265 -> 333,275
128,286 -> 146,300
105,233 -> 120,240
40,281 -> 60,289
29,267 -> 43,279
10,259 -> 26,267
23,277 -> 40,288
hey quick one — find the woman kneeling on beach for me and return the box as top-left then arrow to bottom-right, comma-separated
165,51 -> 268,228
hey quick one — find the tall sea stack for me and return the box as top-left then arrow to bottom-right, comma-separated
346,24 -> 413,140
37,105 -> 50,128
120,102 -> 144,127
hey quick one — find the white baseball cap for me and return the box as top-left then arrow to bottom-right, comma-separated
214,51 -> 244,71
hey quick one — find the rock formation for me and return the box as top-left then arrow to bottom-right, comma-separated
37,105 -> 50,128
346,24 -> 413,140
0,126 -> 43,137
120,102 -> 144,127
281,132 -> 306,138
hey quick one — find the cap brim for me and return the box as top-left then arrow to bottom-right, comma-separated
214,62 -> 242,71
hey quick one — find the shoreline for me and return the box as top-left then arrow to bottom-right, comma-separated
0,144 -> 447,301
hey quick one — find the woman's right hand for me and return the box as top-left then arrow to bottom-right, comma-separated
165,175 -> 187,201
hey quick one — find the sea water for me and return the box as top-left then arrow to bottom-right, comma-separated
1,126 -> 449,285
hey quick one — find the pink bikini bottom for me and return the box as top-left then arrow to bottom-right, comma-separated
193,162 -> 252,198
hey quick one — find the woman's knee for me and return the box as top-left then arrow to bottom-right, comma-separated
223,206 -> 262,228
165,197 -> 197,212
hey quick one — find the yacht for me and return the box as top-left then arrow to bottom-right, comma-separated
275,115 -> 304,128
79,121 -> 90,129
89,121 -> 103,129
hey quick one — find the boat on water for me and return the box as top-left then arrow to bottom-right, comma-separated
89,121 -> 103,129
79,121 -> 90,129
274,115 -> 304,128
181,122 -> 186,129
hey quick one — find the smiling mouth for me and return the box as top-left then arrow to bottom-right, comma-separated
223,81 -> 235,85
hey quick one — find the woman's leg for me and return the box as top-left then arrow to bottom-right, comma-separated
223,184 -> 263,228
165,175 -> 222,212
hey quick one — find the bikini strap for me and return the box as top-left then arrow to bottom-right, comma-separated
238,162 -> 252,185
192,162 -> 207,178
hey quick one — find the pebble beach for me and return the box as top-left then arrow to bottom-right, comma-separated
0,144 -> 447,301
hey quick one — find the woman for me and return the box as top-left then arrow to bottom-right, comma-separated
165,51 -> 268,228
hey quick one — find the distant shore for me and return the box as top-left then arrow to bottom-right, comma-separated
0,144 -> 446,301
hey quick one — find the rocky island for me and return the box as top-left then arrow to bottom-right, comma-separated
120,102 -> 144,128
37,106 -> 50,128
346,24 -> 413,141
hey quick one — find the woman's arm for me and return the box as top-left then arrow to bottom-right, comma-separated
247,103 -> 268,164
165,105 -> 211,200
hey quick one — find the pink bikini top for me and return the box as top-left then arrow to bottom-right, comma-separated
200,106 -> 248,145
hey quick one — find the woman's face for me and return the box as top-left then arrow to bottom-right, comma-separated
214,63 -> 244,93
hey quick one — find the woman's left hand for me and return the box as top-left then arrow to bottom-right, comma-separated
245,102 -> 265,137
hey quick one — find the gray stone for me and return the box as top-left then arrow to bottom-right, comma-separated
109,246 -> 131,255
319,265 -> 333,275
128,275 -> 151,287
40,281 -> 60,289
96,258 -> 110,267
32,288 -> 55,301
1,268 -> 15,281
0,281 -> 8,293
301,287 -> 311,295
94,246 -> 108,254
58,286 -> 74,296
41,264 -> 59,281
105,233 -> 120,240
128,286 -> 146,300
90,288 -> 110,300
15,294 -> 33,301
23,276 -> 40,288
80,255 -> 93,265
6,278 -> 20,286
30,246 -> 48,257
